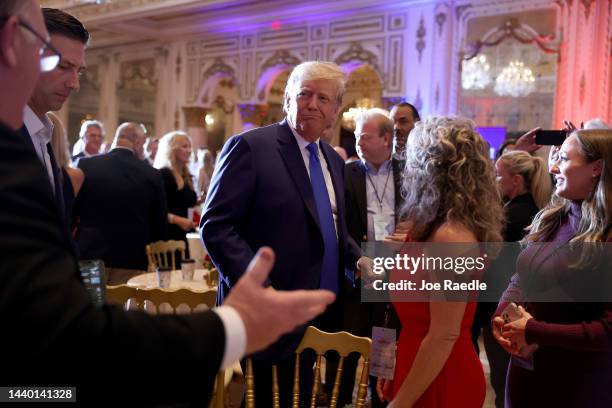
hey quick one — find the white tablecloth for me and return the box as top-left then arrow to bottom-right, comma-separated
127,268 -> 212,291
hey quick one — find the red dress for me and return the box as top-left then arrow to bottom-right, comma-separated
391,301 -> 485,407
389,239 -> 486,407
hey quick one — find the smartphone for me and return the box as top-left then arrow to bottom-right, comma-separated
79,259 -> 106,307
502,302 -> 523,324
535,129 -> 567,146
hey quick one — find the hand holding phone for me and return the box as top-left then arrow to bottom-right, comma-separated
502,302 -> 523,324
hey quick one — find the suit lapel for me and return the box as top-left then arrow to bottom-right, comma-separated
392,158 -> 403,222
277,121 -> 321,230
351,162 -> 368,232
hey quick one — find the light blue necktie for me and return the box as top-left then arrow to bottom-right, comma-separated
306,143 -> 339,293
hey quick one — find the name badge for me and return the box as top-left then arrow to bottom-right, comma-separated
373,214 -> 391,241
370,326 -> 397,379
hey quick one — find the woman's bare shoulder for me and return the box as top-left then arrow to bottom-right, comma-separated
430,221 -> 477,243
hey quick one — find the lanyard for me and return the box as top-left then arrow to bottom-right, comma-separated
366,165 -> 392,211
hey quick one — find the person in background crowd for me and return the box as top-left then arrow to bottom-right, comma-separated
201,61 -> 361,406
144,135 -> 159,165
197,147 -> 215,200
379,116 -> 504,408
154,131 -> 200,260
0,1 -> 336,405
389,102 -> 420,160
71,119 -> 104,161
76,122 -> 167,279
496,150 -> 552,240
495,139 -> 517,160
493,129 -> 612,407
342,108 -> 403,408
48,112 -> 84,229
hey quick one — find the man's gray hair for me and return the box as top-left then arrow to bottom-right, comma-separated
584,118 -> 611,130
114,122 -> 145,144
283,61 -> 346,114
355,107 -> 393,137
79,120 -> 105,138
0,0 -> 29,17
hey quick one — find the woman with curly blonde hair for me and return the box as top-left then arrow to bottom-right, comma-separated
379,116 -> 504,407
154,131 -> 199,255
494,128 -> 612,407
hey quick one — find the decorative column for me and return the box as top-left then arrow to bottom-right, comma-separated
553,0 -> 611,125
237,103 -> 269,130
96,54 -> 120,142
182,106 -> 209,150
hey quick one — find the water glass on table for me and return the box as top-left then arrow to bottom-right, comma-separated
156,267 -> 172,288
181,258 -> 196,281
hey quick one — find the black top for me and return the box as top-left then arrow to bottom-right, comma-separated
160,167 -> 197,242
504,193 -> 540,242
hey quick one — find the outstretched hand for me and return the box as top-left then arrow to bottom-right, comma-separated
224,247 -> 336,354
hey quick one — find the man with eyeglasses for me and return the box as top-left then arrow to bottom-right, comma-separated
0,1 -> 335,404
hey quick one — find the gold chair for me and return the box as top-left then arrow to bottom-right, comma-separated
245,326 -> 372,408
105,284 -> 138,310
146,239 -> 187,271
106,285 -> 228,407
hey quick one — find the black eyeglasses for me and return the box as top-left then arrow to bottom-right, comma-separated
0,16 -> 61,72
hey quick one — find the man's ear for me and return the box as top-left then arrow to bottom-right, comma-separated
0,17 -> 19,68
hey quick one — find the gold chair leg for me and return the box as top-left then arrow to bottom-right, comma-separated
245,358 -> 255,408
272,365 -> 280,408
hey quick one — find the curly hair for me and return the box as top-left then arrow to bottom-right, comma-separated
401,116 -> 504,242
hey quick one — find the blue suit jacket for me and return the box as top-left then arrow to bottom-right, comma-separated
201,119 -> 358,362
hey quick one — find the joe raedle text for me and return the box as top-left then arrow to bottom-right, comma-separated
372,279 -> 487,292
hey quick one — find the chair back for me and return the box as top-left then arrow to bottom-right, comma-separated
245,326 -> 372,408
135,287 -> 217,313
106,285 -> 226,407
146,240 -> 186,271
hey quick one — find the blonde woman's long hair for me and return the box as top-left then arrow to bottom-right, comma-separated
525,129 -> 612,244
47,112 -> 71,168
154,131 -> 194,190
497,150 -> 552,209
401,116 -> 504,242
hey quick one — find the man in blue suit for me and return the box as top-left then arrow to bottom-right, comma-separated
201,61 -> 359,406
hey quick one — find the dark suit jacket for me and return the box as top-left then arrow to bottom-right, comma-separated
75,148 -> 168,270
0,121 -> 224,405
201,119 -> 357,362
71,151 -> 85,162
343,158 -> 403,337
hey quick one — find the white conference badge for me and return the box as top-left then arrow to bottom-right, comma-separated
370,326 -> 397,379
373,214 -> 391,242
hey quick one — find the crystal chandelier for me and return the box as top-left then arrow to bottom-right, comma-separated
494,60 -> 536,97
462,54 -> 491,90
342,97 -> 376,130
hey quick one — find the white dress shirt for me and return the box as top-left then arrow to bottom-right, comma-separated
289,126 -> 339,235
363,159 -> 395,241
23,105 -> 55,191
214,306 -> 246,369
